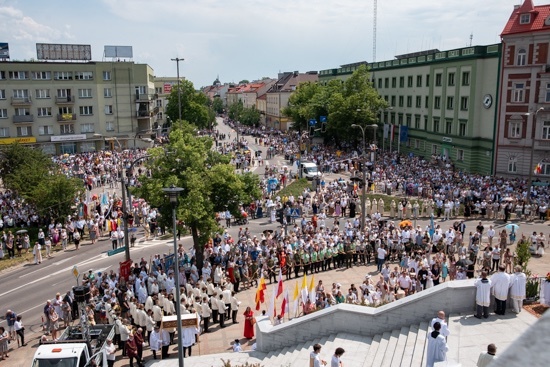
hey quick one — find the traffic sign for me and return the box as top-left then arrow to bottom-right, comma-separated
309,119 -> 317,126
290,208 -> 301,218
72,265 -> 79,279
320,116 -> 327,123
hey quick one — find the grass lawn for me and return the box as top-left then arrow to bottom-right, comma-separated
0,226 -> 49,272
277,178 -> 312,199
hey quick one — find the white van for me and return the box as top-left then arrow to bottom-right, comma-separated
299,162 -> 321,180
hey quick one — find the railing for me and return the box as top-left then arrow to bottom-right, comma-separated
57,113 -> 77,122
136,111 -> 151,118
13,114 -> 34,123
526,276 -> 549,302
55,96 -> 74,104
10,96 -> 32,105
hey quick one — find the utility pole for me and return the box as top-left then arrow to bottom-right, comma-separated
171,58 -> 184,122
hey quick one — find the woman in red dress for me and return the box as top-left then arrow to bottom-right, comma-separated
243,306 -> 255,339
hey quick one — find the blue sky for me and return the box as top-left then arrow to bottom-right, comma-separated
0,0 -> 526,87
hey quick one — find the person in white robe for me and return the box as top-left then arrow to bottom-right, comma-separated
426,322 -> 448,367
137,281 -> 147,305
181,326 -> 199,357
145,295 -> 154,311
149,326 -> 162,359
475,271 -> 492,319
165,274 -> 175,295
491,266 -> 510,315
430,310 -> 450,337
509,265 -> 526,313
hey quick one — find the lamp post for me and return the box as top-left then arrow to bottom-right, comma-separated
162,184 -> 184,367
526,107 -> 545,204
95,134 -> 131,261
171,58 -> 184,122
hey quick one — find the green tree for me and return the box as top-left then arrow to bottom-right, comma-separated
133,121 -> 261,268
228,99 -> 244,121
238,80 -> 249,84
240,106 -> 261,127
165,79 -> 215,129
212,97 -> 224,114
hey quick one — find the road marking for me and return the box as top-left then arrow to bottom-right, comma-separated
53,256 -> 76,266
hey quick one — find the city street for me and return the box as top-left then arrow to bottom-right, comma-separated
1,117 -> 549,366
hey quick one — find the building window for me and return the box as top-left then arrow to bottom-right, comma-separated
12,89 -> 29,98
75,71 -> 93,80
58,107 -> 73,115
79,106 -> 93,115
435,73 -> 442,86
456,149 -> 464,161
81,123 -> 95,133
60,124 -> 75,135
434,96 -> 441,109
425,96 -> 429,108
106,121 -> 115,131
377,78 -> 382,89
390,113 -> 395,124
520,13 -> 531,24
545,83 -> 550,102
543,121 -> 550,140
509,120 -> 522,138
406,96 -> 412,108
540,163 -> 550,175
424,116 -> 428,130
398,114 -> 403,125
508,157 -> 517,173
391,96 -> 396,107
156,99 -> 163,108
0,90 -> 5,99
385,78 -> 389,88
37,107 -> 52,117
157,112 -> 163,120
399,77 -> 405,88
391,77 -> 396,88
9,71 -> 29,80
447,96 -> 454,109
414,139 -> 420,149
15,108 -> 31,116
416,96 -> 422,108
39,125 -> 54,135
36,89 -> 50,99
414,116 -> 421,129
104,88 -> 112,98
445,120 -> 453,135
0,127 -> 9,137
32,71 -> 51,80
57,89 -> 71,98
399,96 -> 404,107
407,76 -> 413,88
517,49 -> 526,66
460,96 -> 469,110
434,118 -> 440,133
54,71 -> 72,80
432,144 -> 438,155
80,142 -> 96,153
16,126 -> 32,136
78,89 -> 92,98
105,105 -> 113,115
0,109 -> 7,118
103,71 -> 112,80
462,71 -> 470,86
513,83 -> 524,102
416,75 -> 422,87
448,72 -> 455,86
426,75 -> 430,87
459,122 -> 467,136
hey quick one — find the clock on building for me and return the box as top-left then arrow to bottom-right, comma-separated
483,94 -> 493,109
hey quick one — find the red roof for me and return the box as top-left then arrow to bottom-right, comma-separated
501,0 -> 550,36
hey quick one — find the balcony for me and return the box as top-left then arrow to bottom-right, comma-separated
135,93 -> 151,102
11,97 -> 32,106
57,113 -> 77,122
136,111 -> 151,119
13,115 -> 34,123
55,96 -> 74,104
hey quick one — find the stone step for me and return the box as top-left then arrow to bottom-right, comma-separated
411,321 -> 429,367
446,313 -> 462,363
380,328 -> 401,367
400,323 -> 420,367
390,326 -> 410,367
370,331 -> 392,367
362,333 -> 382,367
335,333 -> 372,366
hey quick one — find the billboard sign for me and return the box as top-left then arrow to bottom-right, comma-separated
36,43 -> 92,60
104,45 -> 133,58
163,83 -> 173,94
0,43 -> 9,59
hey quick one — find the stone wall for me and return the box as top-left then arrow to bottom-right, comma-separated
256,279 -> 476,352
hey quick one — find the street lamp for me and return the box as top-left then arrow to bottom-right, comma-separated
171,57 -> 184,122
526,107 -> 545,203
162,184 -> 184,367
94,134 -> 131,261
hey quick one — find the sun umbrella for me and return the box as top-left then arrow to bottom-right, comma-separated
505,223 -> 519,233
16,229 -> 28,235
399,220 -> 412,228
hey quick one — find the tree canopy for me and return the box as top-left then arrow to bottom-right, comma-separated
283,65 -> 388,146
0,144 -> 82,221
165,79 -> 216,129
133,120 -> 261,268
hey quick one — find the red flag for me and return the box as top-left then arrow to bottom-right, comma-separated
255,276 -> 267,311
276,268 -> 284,298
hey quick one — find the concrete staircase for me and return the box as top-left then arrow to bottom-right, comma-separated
151,320 -> 436,367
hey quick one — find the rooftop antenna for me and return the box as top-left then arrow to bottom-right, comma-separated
469,33 -> 473,47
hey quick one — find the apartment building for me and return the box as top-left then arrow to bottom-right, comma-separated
0,60 -> 154,154
495,0 -> 550,178
320,45 -> 501,174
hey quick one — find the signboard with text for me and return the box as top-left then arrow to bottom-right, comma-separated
163,83 -> 173,94
0,137 -> 36,145
36,43 -> 91,60
0,43 -> 9,59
